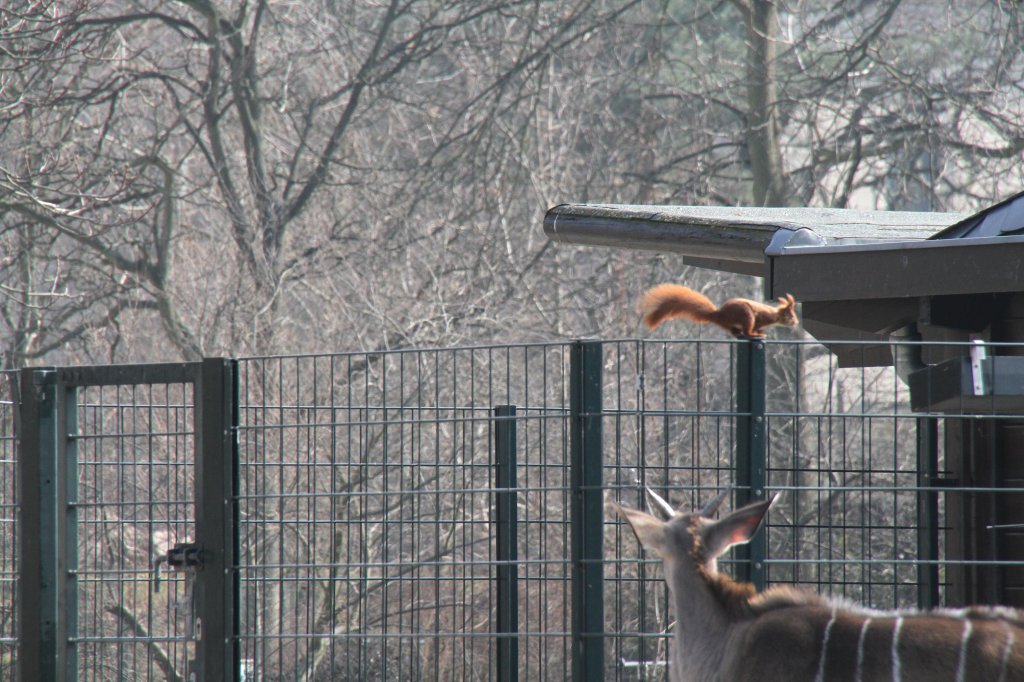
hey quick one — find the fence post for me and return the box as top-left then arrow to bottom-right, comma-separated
193,358 -> 240,681
17,368 -> 77,682
570,341 -> 604,682
917,416 -> 940,608
494,405 -> 518,682
735,340 -> 767,589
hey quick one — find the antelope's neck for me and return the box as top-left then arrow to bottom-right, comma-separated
668,567 -> 738,680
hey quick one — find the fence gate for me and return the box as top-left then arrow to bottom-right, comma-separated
17,360 -> 238,682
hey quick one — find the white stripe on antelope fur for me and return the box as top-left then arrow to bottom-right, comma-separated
611,490 -> 1024,682
855,617 -> 871,682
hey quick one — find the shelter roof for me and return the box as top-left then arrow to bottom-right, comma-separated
543,195 -> 1024,366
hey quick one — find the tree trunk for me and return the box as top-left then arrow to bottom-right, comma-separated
741,0 -> 788,207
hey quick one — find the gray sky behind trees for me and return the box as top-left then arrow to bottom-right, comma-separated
1,0 -> 1022,366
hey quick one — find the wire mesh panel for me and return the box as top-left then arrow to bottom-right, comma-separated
603,339 -> 741,680
761,340 -> 924,607
602,339 -> 930,680
72,378 -> 197,681
760,338 -> 1024,610
602,338 -> 1024,681
236,345 -> 575,681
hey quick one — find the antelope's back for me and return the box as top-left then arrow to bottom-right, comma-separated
721,602 -> 1024,682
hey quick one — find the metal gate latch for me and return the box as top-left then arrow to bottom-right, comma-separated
153,542 -> 203,593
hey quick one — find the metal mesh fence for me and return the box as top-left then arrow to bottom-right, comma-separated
236,345 -> 575,681
602,338 -> 1023,678
603,339 -> 740,677
230,339 -> 975,680
5,338 -> 1023,680
604,339 -> 929,676
760,340 -> 923,605
72,379 -> 197,681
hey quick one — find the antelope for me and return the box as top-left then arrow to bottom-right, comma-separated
611,489 -> 1024,682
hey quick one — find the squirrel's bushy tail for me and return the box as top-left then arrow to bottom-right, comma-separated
640,284 -> 716,329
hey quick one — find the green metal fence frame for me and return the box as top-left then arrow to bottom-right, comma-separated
494,404 -> 519,682
9,340 -> 954,680
570,341 -> 605,681
18,369 -> 73,681
734,340 -> 768,589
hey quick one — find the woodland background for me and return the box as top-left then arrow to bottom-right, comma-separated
4,3 -> 1020,679
2,1 -> 1023,365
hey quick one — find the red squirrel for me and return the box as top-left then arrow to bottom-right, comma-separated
640,284 -> 798,338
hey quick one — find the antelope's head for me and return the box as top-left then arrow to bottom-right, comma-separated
611,489 -> 777,585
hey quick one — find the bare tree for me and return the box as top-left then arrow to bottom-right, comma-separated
2,0 -> 1024,366
4,0 -> 655,365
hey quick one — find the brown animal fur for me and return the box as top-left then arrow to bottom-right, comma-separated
614,492 -> 1024,682
640,283 -> 798,338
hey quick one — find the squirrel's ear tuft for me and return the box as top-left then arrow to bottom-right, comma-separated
786,294 -> 795,305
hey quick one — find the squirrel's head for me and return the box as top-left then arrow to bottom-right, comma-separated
775,293 -> 798,327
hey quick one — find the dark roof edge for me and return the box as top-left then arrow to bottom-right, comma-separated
777,232 -> 1024,257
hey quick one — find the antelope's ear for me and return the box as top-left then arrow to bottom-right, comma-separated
611,501 -> 669,556
701,494 -> 779,559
